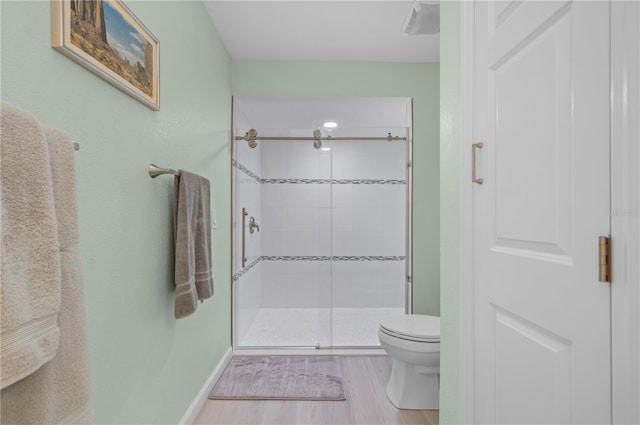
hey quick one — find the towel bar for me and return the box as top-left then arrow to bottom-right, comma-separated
149,163 -> 179,178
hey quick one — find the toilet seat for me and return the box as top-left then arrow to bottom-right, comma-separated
379,314 -> 440,343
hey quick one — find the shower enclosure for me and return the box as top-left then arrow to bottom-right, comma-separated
231,97 -> 412,349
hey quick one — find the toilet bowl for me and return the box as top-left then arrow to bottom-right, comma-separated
378,314 -> 440,410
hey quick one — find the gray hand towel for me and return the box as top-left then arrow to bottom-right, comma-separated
173,170 -> 214,319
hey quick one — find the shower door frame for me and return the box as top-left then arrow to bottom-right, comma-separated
229,96 -> 414,350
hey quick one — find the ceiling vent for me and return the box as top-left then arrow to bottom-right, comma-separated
401,1 -> 440,35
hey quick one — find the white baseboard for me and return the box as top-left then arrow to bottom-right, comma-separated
178,347 -> 233,425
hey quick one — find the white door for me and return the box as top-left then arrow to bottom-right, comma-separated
472,1 -> 611,423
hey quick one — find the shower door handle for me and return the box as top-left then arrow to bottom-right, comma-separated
242,208 -> 248,267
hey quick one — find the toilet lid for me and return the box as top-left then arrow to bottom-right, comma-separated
380,314 -> 440,342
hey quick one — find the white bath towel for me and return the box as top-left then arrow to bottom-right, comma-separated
1,123 -> 94,424
173,170 -> 214,319
0,102 -> 62,389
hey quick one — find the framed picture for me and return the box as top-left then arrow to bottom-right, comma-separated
51,0 -> 160,110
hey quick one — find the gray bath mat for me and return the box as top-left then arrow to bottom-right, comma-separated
209,355 -> 346,401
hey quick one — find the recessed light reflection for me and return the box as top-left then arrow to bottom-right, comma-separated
323,122 -> 338,128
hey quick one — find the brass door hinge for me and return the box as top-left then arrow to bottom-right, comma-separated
599,236 -> 611,283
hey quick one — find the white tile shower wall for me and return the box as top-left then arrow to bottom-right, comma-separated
259,138 -> 407,310
332,139 -> 406,180
261,140 -> 332,179
260,261 -> 331,308
234,261 -> 263,341
331,261 -> 405,308
261,141 -> 332,260
332,185 -> 406,256
261,140 -> 289,178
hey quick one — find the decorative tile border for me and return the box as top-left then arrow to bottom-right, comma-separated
261,255 -> 331,261
232,160 -> 405,185
334,179 -> 406,185
261,178 -> 332,185
334,255 -> 406,261
232,255 -> 406,282
262,256 -> 406,262
262,178 -> 406,185
231,257 -> 261,283
232,159 -> 261,184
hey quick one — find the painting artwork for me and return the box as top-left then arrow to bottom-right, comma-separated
51,0 -> 160,110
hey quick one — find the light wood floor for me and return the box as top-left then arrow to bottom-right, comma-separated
194,355 -> 439,425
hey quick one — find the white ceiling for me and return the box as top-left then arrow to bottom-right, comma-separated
203,1 -> 439,63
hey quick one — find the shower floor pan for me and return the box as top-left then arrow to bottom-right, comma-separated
236,307 -> 405,348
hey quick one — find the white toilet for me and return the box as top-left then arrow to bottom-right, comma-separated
378,314 -> 440,410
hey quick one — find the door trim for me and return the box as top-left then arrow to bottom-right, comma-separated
458,1 -> 475,424
458,1 -> 640,423
611,2 -> 640,423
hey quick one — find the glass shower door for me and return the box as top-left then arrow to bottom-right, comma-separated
231,131 -> 264,347
232,125 -> 409,349
330,133 -> 408,347
232,129 -> 333,348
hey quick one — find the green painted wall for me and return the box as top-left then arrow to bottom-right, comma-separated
440,2 -> 461,423
1,1 -> 232,424
232,61 -> 441,315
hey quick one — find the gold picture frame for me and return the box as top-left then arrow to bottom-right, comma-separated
51,0 -> 160,110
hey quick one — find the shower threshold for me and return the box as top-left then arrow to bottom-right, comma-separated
232,347 -> 388,357
235,307 -> 404,348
